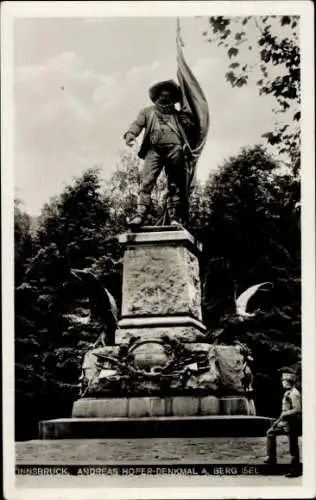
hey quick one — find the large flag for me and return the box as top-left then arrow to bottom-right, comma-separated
176,18 -> 210,195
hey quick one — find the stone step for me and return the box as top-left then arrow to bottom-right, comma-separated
39,415 -> 273,439
72,396 -> 256,418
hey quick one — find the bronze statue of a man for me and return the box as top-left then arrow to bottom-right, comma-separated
124,80 -> 199,227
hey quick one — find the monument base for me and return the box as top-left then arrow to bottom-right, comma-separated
39,415 -> 273,439
39,226 -> 268,440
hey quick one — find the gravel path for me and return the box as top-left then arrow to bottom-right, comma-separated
16,436 -> 301,464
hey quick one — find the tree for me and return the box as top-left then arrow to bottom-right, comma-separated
36,168 -> 112,266
14,201 -> 42,438
203,16 -> 300,173
197,145 -> 300,415
15,169 -> 118,438
14,199 -> 34,284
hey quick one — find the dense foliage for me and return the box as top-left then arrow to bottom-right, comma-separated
203,15 -> 300,173
195,146 -> 300,416
15,170 -> 120,438
15,143 -> 300,438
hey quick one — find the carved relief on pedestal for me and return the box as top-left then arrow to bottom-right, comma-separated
121,244 -> 202,320
80,335 -> 222,397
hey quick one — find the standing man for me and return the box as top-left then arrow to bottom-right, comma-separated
264,369 -> 302,477
124,79 -> 198,227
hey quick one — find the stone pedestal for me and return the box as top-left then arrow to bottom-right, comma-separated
116,226 -> 206,344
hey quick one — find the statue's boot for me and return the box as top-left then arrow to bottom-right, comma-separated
128,204 -> 148,227
168,205 -> 182,226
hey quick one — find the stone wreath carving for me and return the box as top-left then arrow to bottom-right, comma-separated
80,334 -> 210,397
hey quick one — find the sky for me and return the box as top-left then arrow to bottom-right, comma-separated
14,16 -> 282,215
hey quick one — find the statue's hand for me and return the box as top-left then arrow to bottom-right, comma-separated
125,134 -> 136,147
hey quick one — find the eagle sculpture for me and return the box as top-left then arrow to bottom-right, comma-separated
64,268 -> 118,346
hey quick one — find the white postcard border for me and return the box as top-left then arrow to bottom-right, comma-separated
2,1 -> 315,499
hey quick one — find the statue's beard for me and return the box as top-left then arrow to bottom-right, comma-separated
155,100 -> 175,114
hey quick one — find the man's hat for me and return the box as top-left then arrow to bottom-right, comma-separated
149,80 -> 181,103
279,367 -> 296,382
282,373 -> 296,383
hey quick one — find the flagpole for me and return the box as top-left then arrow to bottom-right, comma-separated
176,17 -> 184,48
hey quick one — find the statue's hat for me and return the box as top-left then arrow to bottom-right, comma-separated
149,80 -> 181,103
